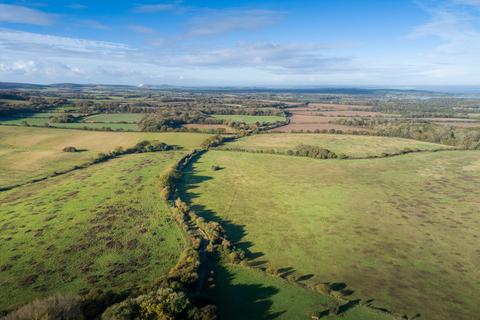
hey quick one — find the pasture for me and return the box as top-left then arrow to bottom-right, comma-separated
221,133 -> 451,157
82,113 -> 146,123
0,152 -> 185,313
181,150 -> 480,320
0,113 -> 142,131
215,264 -> 396,320
211,114 -> 285,124
0,126 -> 211,188
271,114 -> 366,133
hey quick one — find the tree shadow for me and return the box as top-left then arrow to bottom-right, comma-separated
178,155 -> 264,259
215,264 -> 285,320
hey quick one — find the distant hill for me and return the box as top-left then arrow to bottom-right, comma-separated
0,81 -> 439,95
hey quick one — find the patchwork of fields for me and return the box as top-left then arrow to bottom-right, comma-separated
0,152 -> 185,313
181,150 -> 480,320
1,123 -> 478,319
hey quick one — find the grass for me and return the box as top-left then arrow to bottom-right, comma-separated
0,112 -> 141,130
0,126 -> 212,188
0,121 -> 140,131
82,113 -> 146,123
215,264 -> 396,320
50,122 -> 139,131
221,133 -> 452,157
211,114 -> 285,124
181,150 -> 480,320
0,151 -> 186,313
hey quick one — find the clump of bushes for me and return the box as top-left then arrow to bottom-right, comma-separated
128,140 -> 173,153
93,140 -> 177,165
49,114 -> 77,123
3,294 -> 83,320
158,165 -> 181,200
101,286 -> 216,320
293,144 -> 338,159
200,135 -> 226,149
62,146 -> 79,152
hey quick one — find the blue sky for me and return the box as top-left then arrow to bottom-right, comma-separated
0,0 -> 479,86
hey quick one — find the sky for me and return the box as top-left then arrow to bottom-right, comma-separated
0,0 -> 479,87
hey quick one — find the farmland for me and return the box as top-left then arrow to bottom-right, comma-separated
0,113 -> 141,131
181,150 -> 480,320
211,114 -> 286,124
220,133 -> 452,158
1,84 -> 480,319
0,151 -> 185,313
0,126 -> 211,188
82,113 -> 146,123
215,264 -> 396,320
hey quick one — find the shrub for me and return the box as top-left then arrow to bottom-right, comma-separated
4,294 -> 83,320
294,144 -> 337,159
62,146 -> 79,152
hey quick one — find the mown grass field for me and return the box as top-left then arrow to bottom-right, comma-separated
0,152 -> 185,313
216,264 -> 396,320
82,113 -> 146,123
182,150 -> 480,320
212,114 -> 285,124
221,133 -> 452,157
0,126 -> 212,188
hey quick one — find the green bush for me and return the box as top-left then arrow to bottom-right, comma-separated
62,146 -> 79,152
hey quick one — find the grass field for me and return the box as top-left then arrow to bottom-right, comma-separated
181,150 -> 480,320
216,264 -> 396,320
0,152 -> 185,313
51,122 -> 139,130
212,114 -> 285,124
0,121 -> 140,131
222,133 -> 452,157
0,112 -> 142,131
82,113 -> 146,123
0,126 -> 212,188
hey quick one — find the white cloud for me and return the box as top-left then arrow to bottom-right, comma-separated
78,19 -> 109,30
68,4 -> 88,10
168,42 -> 349,74
0,28 -> 132,56
0,4 -> 55,25
134,2 -> 180,13
186,9 -> 281,37
128,24 -> 154,34
452,0 -> 480,7
410,3 -> 480,54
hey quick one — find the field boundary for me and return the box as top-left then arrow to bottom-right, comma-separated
217,145 -> 461,161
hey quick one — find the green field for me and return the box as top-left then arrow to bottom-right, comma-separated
181,150 -> 480,320
0,152 -> 185,313
0,121 -> 139,131
221,133 -> 452,157
0,126 -> 212,188
51,122 -> 139,131
0,112 -> 142,131
212,114 -> 285,124
216,264 -> 396,320
82,113 -> 146,123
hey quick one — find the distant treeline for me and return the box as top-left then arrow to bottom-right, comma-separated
334,118 -> 480,149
